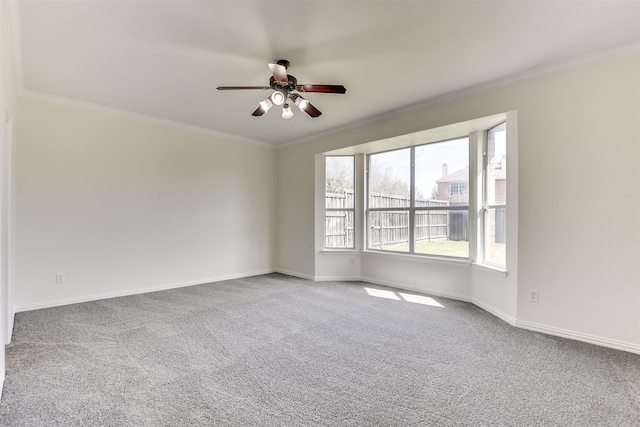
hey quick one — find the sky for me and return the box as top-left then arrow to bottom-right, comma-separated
370,137 -> 469,198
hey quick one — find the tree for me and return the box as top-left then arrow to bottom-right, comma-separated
325,157 -> 354,194
430,185 -> 438,200
369,167 -> 409,199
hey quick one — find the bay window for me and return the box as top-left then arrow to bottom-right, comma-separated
322,113 -> 512,271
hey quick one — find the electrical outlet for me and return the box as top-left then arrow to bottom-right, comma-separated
349,257 -> 355,265
529,289 -> 539,303
56,273 -> 65,284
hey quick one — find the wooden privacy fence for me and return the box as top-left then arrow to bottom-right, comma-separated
325,192 -> 355,248
369,211 -> 411,248
369,196 -> 461,250
325,210 -> 354,248
326,192 -> 470,249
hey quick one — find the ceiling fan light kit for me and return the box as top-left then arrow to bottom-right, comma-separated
217,59 -> 346,119
258,98 -> 273,112
282,104 -> 294,120
293,94 -> 309,112
270,90 -> 286,106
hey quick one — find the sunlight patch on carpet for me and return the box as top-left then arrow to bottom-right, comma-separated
399,292 -> 444,307
365,287 -> 400,300
365,287 -> 444,307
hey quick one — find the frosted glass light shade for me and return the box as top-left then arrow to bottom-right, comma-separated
282,104 -> 294,119
271,91 -> 286,106
295,97 -> 309,112
258,98 -> 273,112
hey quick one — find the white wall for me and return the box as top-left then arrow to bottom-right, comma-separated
276,144 -> 317,278
512,54 -> 640,350
15,96 -> 277,310
276,52 -> 640,352
0,0 -> 19,394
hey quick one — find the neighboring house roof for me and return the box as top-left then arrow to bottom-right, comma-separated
437,166 -> 469,183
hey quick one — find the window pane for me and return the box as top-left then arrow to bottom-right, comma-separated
326,156 -> 354,208
325,210 -> 354,249
415,138 -> 469,205
485,207 -> 506,266
486,123 -> 506,206
368,210 -> 409,252
414,209 -> 469,258
369,149 -> 410,208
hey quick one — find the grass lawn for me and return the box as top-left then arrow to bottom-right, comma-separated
415,240 -> 469,258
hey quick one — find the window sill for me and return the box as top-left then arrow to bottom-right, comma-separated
472,262 -> 508,277
363,250 -> 471,267
321,249 -> 359,255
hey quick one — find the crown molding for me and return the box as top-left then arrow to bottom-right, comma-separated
278,40 -> 640,150
19,89 -> 274,148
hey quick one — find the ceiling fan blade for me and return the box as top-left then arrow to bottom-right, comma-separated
217,86 -> 270,90
268,63 -> 289,83
296,84 -> 346,94
304,102 -> 322,118
251,106 -> 266,116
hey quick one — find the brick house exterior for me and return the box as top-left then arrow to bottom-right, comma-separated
436,158 -> 506,204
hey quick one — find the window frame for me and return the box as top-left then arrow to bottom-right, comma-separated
366,139 -> 470,259
482,122 -> 507,268
324,155 -> 356,250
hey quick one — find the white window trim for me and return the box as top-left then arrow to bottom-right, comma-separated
481,122 -> 507,270
321,249 -> 359,255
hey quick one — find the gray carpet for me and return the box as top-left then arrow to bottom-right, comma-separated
0,273 -> 638,426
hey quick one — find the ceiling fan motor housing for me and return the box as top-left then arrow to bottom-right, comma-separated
276,59 -> 290,68
270,75 -> 297,92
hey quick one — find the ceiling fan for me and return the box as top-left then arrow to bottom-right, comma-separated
217,60 -> 346,119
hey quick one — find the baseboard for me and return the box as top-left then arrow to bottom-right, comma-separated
274,268 -> 362,282
313,275 -> 363,282
273,268 -> 315,281
471,298 -> 517,326
360,275 -> 472,303
515,319 -> 640,355
14,269 -> 276,313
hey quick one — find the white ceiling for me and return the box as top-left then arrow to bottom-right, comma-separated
14,1 -> 640,146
